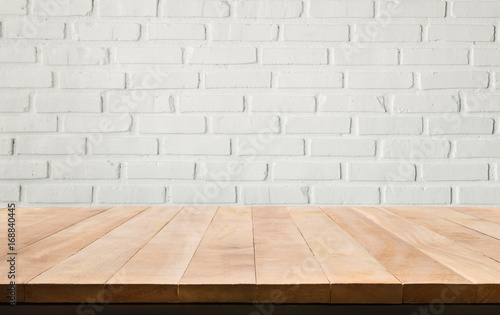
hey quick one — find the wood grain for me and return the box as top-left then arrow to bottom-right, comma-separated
253,206 -> 330,303
0,206 -> 147,284
322,207 -> 476,303
179,206 -> 255,303
289,206 -> 402,304
108,206 -> 218,303
5,206 -> 500,304
26,206 -> 181,302
352,207 -> 500,303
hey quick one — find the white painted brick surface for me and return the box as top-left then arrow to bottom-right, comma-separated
0,0 -> 498,206
0,186 -> 19,201
386,187 -> 451,205
96,186 -> 165,204
274,162 -> 341,180
313,186 -> 380,205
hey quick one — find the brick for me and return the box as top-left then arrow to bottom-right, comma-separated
354,25 -> 422,42
423,164 -> 489,181
212,116 -> 280,134
0,162 -> 47,179
285,117 -> 351,134
206,72 -> 271,89
127,162 -> 194,179
0,185 -> 19,201
284,25 -> 349,42
189,48 -> 257,64
428,25 -> 495,42
0,115 -> 56,132
382,139 -> 451,159
0,0 -> 27,15
277,72 -> 343,88
64,115 -> 132,133
474,49 -> 500,66
128,72 -> 199,89
349,163 -> 416,181
318,95 -> 385,112
464,94 -> 500,112
386,187 -> 451,205
314,186 -> 380,204
211,24 -> 278,41
171,185 -> 236,203
99,0 -> 157,16
0,94 -> 30,112
421,72 -> 489,89
73,23 -> 141,41
235,0 -> 303,18
5,21 -> 65,39
197,162 -> 268,181
250,95 -> 315,112
392,95 -> 459,113
36,94 -> 102,113
0,71 -> 52,88
52,162 -> 120,179
263,48 -> 327,65
453,2 -> 500,17
97,186 -> 165,204
107,91 -> 172,113
115,47 -> 182,64
16,136 -> 86,154
45,47 -> 108,65
458,187 -> 500,204
59,72 -> 125,89
334,48 -> 398,65
348,72 -> 413,89
149,24 -> 205,40
455,140 -> 500,158
358,117 -> 422,135
0,47 -> 36,63
161,0 -> 229,17
33,0 -> 92,16
164,138 -> 230,155
311,139 -> 376,157
25,185 -> 93,203
402,49 -> 469,65
274,162 -> 341,180
139,116 -> 206,134
91,138 -> 158,155
236,138 -> 304,156
0,138 -> 13,155
180,95 -> 244,112
379,1 -> 446,17
428,117 -> 494,135
243,186 -> 309,204
310,1 -> 374,18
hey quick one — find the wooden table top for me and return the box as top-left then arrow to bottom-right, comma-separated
1,206 -> 500,304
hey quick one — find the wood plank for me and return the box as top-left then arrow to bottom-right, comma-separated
0,206 -> 148,285
25,206 -> 182,303
108,206 -> 218,303
322,207 -> 475,304
451,207 -> 500,225
386,207 -> 500,263
425,207 -> 500,241
179,206 -> 255,303
288,206 -> 402,304
253,206 -> 330,303
352,207 -> 500,303
7,207 -> 109,256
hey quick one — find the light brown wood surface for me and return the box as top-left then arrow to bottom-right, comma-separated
179,206 -> 255,303
1,206 -> 499,304
253,206 -> 330,303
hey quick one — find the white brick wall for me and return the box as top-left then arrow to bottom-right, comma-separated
0,0 -> 499,206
